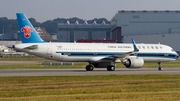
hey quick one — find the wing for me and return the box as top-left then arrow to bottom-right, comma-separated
89,39 -> 139,62
111,39 -> 139,58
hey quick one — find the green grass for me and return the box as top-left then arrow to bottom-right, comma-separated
0,57 -> 55,62
0,75 -> 180,101
143,62 -> 180,67
0,63 -> 88,69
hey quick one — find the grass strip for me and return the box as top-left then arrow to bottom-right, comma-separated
0,75 -> 180,101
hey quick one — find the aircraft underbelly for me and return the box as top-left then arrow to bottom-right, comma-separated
53,55 -> 90,62
142,57 -> 175,62
64,57 -> 90,62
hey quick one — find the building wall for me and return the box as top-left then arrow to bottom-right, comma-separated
58,24 -> 111,42
111,11 -> 180,42
123,33 -> 180,52
112,27 -> 122,42
74,31 -> 88,41
57,31 -> 70,42
0,41 -> 21,46
92,31 -> 106,40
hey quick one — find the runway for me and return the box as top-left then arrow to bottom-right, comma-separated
0,67 -> 180,76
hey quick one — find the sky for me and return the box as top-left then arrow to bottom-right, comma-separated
1,0 -> 180,22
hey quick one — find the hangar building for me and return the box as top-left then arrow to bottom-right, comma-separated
57,21 -> 111,42
57,10 -> 180,51
111,10 -> 180,52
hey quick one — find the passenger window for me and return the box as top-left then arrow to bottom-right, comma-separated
147,46 -> 150,49
151,46 -> 154,49
138,46 -> 141,49
155,46 -> 158,49
142,46 -> 145,49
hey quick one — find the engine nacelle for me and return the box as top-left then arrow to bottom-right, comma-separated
124,57 -> 144,68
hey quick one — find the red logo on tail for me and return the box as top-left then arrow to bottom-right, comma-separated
21,26 -> 33,38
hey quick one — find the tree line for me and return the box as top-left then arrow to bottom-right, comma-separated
0,17 -> 110,34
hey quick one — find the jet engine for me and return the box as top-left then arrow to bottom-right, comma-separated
123,57 -> 144,68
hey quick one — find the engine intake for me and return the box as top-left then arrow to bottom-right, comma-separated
124,57 -> 144,68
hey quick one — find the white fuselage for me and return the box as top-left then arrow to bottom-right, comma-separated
15,42 -> 179,63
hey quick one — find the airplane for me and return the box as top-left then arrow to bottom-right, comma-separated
14,13 -> 179,71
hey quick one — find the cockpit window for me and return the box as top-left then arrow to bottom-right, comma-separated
171,49 -> 175,52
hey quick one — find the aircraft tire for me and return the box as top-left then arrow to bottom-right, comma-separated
110,66 -> 115,71
158,67 -> 163,71
86,65 -> 94,71
107,65 -> 115,71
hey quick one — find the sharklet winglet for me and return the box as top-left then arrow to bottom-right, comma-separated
131,39 -> 139,52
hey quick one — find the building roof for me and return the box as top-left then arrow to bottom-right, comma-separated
117,10 -> 180,13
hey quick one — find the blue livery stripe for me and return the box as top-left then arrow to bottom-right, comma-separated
56,51 -> 179,59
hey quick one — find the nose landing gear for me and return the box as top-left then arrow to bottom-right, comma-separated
158,62 -> 163,71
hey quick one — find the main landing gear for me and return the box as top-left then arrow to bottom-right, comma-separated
86,62 -> 115,71
158,62 -> 163,71
107,61 -> 115,71
107,65 -> 115,71
86,64 -> 94,71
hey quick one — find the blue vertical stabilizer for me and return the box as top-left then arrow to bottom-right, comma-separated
16,13 -> 46,43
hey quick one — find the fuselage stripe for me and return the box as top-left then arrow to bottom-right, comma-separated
56,51 -> 179,59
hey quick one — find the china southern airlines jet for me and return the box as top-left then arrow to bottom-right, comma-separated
14,13 -> 179,71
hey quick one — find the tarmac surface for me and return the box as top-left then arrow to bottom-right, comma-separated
0,61 -> 179,76
0,67 -> 180,76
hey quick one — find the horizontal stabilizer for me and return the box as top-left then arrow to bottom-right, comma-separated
24,45 -> 38,50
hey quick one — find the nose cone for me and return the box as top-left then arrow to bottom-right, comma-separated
176,53 -> 179,59
175,52 -> 179,59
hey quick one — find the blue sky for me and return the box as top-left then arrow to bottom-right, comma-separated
0,0 -> 180,22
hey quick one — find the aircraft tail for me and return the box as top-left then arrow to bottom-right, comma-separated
16,13 -> 46,43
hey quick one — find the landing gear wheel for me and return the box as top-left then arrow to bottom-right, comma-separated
158,67 -> 163,71
107,65 -> 115,71
86,65 -> 94,71
158,62 -> 163,71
